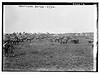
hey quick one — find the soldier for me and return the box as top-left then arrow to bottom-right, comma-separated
3,42 -> 14,57
60,37 -> 68,44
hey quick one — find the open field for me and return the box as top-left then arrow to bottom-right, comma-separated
3,39 -> 93,71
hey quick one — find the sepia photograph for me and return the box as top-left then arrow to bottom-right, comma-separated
2,2 -> 98,72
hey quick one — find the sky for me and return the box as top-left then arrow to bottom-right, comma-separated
4,5 -> 97,34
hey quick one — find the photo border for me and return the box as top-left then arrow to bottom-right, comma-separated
2,2 -> 99,72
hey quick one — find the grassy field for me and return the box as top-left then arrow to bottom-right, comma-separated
3,39 -> 93,71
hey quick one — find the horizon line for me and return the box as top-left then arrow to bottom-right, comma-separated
3,32 -> 94,34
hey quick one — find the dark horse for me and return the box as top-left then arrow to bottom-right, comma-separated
3,42 -> 14,57
71,39 -> 79,44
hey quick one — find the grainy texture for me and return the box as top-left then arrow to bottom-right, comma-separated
3,36 -> 93,71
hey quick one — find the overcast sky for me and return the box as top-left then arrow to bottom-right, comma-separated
4,5 -> 96,33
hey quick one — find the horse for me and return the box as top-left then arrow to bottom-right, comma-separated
3,42 -> 14,57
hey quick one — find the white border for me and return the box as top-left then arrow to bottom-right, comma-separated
0,0 -> 99,74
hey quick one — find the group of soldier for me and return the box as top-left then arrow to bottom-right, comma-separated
3,33 -> 93,57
